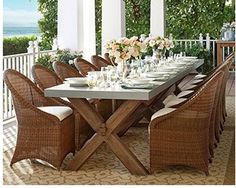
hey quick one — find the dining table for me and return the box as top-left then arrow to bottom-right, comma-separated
45,58 -> 204,175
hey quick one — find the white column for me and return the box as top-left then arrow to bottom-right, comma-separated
57,0 -> 96,60
83,0 -> 96,58
150,0 -> 165,37
102,0 -> 126,54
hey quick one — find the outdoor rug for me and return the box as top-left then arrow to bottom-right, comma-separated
3,97 -> 235,185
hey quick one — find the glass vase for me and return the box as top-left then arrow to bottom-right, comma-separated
117,60 -> 128,80
152,49 -> 162,61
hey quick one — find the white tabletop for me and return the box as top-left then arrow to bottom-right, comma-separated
45,59 -> 204,101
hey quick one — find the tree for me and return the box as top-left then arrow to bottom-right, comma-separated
37,0 -> 235,51
38,0 -> 58,50
166,0 -> 235,39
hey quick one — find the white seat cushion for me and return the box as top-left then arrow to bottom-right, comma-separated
61,97 -> 70,102
151,108 -> 176,121
177,90 -> 194,98
165,98 -> 187,108
188,79 -> 203,84
38,106 -> 73,121
194,74 -> 207,79
181,84 -> 197,91
163,94 -> 178,105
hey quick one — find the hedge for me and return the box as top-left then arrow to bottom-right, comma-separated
3,36 -> 37,56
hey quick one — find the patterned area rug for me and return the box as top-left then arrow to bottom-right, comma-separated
3,97 -> 235,185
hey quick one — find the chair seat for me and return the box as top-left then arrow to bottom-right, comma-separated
194,74 -> 207,79
38,106 -> 73,121
151,108 -> 176,121
61,97 -> 70,102
163,94 -> 178,105
165,98 -> 187,108
177,90 -> 194,98
188,79 -> 203,84
181,84 -> 197,91
163,90 -> 194,105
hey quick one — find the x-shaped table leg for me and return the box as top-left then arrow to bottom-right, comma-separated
65,98 -> 149,175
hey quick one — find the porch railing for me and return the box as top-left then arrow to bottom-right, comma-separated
2,34 -> 235,121
3,40 -> 58,121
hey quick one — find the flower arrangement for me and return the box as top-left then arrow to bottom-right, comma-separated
105,35 -> 174,63
105,36 -> 147,63
144,36 -> 174,51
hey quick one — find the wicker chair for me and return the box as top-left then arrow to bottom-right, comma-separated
149,71 -> 224,175
53,61 -> 83,80
74,58 -> 99,76
4,69 -> 75,169
221,53 -> 235,121
91,55 -> 113,70
32,64 -> 63,89
31,64 -> 94,150
104,53 -> 117,66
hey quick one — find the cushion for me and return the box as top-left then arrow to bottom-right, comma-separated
194,74 -> 207,79
165,98 -> 187,108
151,108 -> 176,121
38,106 -> 73,121
163,94 -> 178,105
177,90 -> 194,98
181,84 -> 197,91
189,79 -> 203,84
61,97 -> 70,102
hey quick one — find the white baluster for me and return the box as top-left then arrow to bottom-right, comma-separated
199,33 -> 203,47
52,38 -> 59,50
206,33 -> 210,50
27,41 -> 35,79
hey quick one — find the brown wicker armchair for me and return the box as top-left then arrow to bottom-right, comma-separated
104,53 -> 117,66
53,61 -> 83,80
74,58 -> 99,76
149,71 -> 224,175
31,64 -> 94,150
32,64 -> 63,89
4,69 -> 75,169
52,61 -> 113,120
91,55 -> 113,70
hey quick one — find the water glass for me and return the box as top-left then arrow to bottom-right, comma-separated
87,72 -> 98,88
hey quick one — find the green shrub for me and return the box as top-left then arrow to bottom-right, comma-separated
3,36 -> 37,55
36,54 -> 54,71
172,43 -> 213,73
36,49 -> 83,70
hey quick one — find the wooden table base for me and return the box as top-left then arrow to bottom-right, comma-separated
65,98 -> 149,175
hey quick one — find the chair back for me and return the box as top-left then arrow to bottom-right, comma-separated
32,64 -> 63,90
152,71 -> 224,125
3,69 -> 51,117
91,55 -> 112,70
53,61 -> 82,80
74,58 -> 99,76
104,53 -> 117,66
184,71 -> 223,115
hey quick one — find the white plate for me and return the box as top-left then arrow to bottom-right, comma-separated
179,56 -> 197,59
65,77 -> 87,84
147,72 -> 168,76
146,74 -> 169,80
87,71 -> 101,76
130,79 -> 152,85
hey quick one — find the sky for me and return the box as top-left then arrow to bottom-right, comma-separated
3,0 -> 42,27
